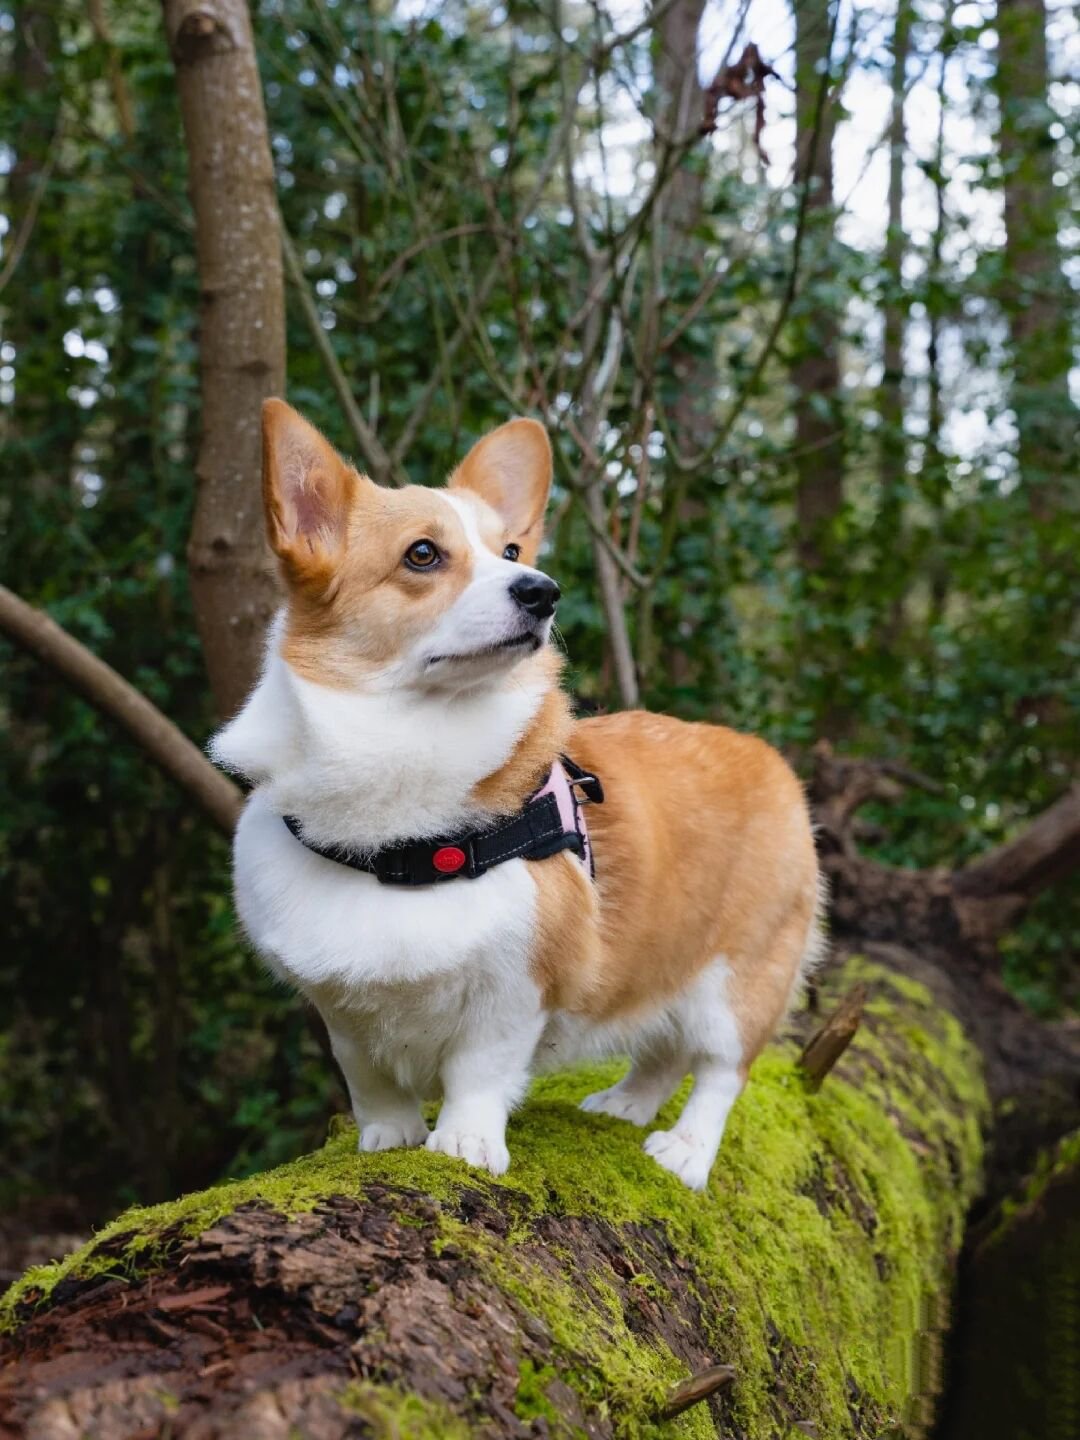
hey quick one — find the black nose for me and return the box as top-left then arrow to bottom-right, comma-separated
510,572 -> 561,619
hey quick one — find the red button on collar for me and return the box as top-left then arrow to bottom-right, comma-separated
433,845 -> 467,874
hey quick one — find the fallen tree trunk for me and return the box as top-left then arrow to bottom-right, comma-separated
0,956 -> 986,1439
810,742 -> 1080,1195
936,1129 -> 1080,1440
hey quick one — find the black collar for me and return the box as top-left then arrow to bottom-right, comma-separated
282,755 -> 603,887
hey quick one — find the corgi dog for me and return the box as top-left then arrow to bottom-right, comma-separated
211,400 -> 823,1191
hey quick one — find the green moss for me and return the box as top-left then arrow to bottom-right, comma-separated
1,959 -> 988,1439
336,1381 -> 474,1439
986,1126 -> 1080,1249
514,1361 -> 566,1427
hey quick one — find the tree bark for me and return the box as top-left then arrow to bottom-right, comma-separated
4,3 -> 67,496
163,0 -> 286,718
809,742 -> 1080,1190
923,12 -> 952,623
791,0 -> 844,574
652,0 -> 714,694
811,743 -> 1080,963
936,1130 -> 1080,1440
5,743 -> 1080,1434
877,0 -> 911,582
995,0 -> 1076,520
0,954 -> 987,1439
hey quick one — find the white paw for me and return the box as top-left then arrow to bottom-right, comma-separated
426,1127 -> 510,1176
580,1084 -> 658,1127
644,1130 -> 713,1191
359,1118 -> 428,1153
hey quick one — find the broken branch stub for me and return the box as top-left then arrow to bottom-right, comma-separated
798,983 -> 867,1092
658,1363 -> 737,1420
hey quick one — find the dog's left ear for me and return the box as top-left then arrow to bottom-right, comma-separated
450,419 -> 552,559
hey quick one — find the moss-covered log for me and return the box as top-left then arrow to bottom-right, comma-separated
937,1129 -> 1080,1440
0,959 -> 986,1439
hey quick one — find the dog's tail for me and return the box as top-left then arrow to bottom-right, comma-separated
784,867 -> 830,1017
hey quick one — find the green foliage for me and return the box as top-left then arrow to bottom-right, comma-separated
0,0 -> 1075,1227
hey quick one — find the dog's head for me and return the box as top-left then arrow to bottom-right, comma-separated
263,400 -> 558,693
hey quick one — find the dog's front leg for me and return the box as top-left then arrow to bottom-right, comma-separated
327,1023 -> 429,1153
426,1000 -> 545,1177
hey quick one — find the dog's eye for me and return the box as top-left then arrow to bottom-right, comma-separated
503,543 -> 521,562
404,540 -> 440,570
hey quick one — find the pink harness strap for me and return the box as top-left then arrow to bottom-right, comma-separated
532,759 -> 594,876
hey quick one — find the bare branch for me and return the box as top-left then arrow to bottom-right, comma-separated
370,223 -> 494,299
0,584 -> 242,836
955,786 -> 1080,905
387,60 -> 585,473
666,0 -> 843,476
0,132 -> 57,299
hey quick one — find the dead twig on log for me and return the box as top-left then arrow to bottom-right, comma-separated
658,1363 -> 737,1419
798,984 -> 866,1091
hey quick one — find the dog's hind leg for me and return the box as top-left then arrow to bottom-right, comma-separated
640,954 -> 745,1190
643,1057 -> 744,1190
580,1049 -> 688,1127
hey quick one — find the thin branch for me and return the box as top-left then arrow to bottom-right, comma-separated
387,59 -> 584,473
370,223 -> 494,298
592,0 -> 683,65
0,584 -> 242,836
569,479 -> 649,589
664,0 -> 844,475
280,222 -> 403,486
87,0 -> 136,142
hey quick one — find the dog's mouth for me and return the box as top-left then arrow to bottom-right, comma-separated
426,632 -> 542,667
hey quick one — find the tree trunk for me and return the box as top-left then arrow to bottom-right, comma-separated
791,0 -> 844,574
995,0 -> 1075,521
651,0 -> 714,696
936,1130 -> 1080,1440
4,3 -> 67,498
810,744 -> 1080,1192
876,0 -> 911,621
923,15 -> 952,625
163,0 -> 286,718
0,955 -> 987,1439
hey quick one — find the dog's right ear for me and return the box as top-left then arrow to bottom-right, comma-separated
262,399 -> 357,590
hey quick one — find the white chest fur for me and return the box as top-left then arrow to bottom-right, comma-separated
210,614 -> 549,851
232,789 -> 542,1096
214,624 -> 552,1105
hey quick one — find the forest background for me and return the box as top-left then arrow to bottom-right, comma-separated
0,0 -> 1076,1246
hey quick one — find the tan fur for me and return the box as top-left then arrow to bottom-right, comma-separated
450,418 -> 552,565
526,711 -> 820,1060
262,400 -> 819,1071
263,406 -> 554,691
281,484 -> 479,688
529,850 -> 605,1011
